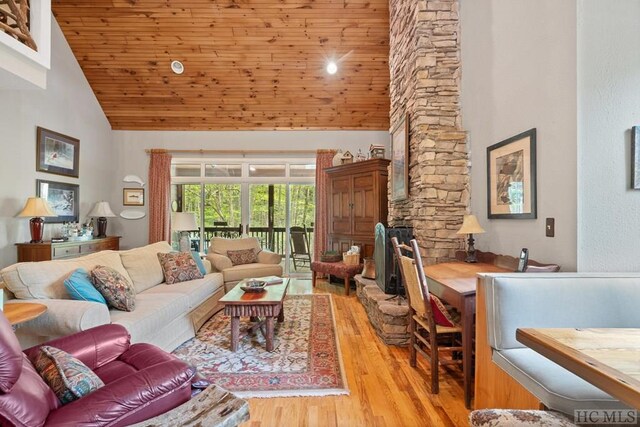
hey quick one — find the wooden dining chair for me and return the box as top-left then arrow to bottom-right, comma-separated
392,237 -> 464,394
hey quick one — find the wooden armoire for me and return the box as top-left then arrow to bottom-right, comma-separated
326,158 -> 390,257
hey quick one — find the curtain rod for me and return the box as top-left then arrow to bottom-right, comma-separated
145,149 -> 318,155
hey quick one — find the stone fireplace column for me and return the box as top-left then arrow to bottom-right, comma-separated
388,0 -> 469,264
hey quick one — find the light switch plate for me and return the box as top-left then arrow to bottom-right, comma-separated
546,218 -> 555,237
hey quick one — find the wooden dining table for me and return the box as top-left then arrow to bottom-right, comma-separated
424,261 -> 510,408
517,328 -> 640,410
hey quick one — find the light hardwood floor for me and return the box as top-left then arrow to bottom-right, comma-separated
240,278 -> 470,427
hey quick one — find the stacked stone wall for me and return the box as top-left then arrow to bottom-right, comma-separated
388,0 -> 469,264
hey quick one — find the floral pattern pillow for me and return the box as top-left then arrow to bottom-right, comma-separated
91,265 -> 136,311
34,345 -> 104,404
227,248 -> 258,266
157,252 -> 204,285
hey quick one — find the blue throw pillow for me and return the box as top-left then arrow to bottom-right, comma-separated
191,251 -> 207,276
64,268 -> 107,304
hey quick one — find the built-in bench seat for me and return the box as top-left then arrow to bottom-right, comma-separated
480,273 -> 640,414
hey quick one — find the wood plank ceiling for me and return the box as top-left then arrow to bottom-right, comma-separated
52,0 -> 390,130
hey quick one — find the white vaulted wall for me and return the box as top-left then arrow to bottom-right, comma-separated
0,20 -> 114,269
460,0 -> 578,270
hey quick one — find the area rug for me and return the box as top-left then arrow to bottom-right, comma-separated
173,294 -> 349,398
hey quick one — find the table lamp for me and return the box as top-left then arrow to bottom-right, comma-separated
456,214 -> 485,263
88,201 -> 116,238
18,197 -> 57,243
172,212 -> 197,252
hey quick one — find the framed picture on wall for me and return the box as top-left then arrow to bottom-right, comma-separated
487,128 -> 537,219
36,179 -> 80,223
390,113 -> 409,201
36,127 -> 80,178
632,126 -> 640,190
123,188 -> 145,206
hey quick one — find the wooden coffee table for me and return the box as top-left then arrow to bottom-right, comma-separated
220,278 -> 290,352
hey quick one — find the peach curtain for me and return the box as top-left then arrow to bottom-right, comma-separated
148,150 -> 172,244
313,149 -> 337,261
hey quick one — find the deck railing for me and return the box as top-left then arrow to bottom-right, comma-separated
187,226 -> 313,256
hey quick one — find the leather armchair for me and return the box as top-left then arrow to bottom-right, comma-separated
0,312 -> 195,427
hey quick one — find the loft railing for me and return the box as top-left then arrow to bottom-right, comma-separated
0,0 -> 37,50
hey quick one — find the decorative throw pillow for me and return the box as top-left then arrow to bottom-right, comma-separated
157,252 -> 204,285
190,251 -> 207,276
430,294 -> 458,327
91,265 -> 136,311
34,346 -> 104,404
227,248 -> 258,266
64,268 -> 107,305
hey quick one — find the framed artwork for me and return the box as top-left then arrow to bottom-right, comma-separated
123,188 -> 145,206
36,179 -> 79,223
36,127 -> 80,178
487,128 -> 537,219
391,113 -> 409,201
632,126 -> 640,190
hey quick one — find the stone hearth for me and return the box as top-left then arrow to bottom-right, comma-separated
355,275 -> 409,346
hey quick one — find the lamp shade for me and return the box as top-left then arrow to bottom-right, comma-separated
18,198 -> 57,217
88,201 -> 116,218
172,212 -> 197,231
457,215 -> 485,235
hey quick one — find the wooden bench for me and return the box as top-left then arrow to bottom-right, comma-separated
311,260 -> 363,296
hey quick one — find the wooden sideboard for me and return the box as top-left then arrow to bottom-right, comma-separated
15,236 -> 121,262
326,158 -> 390,258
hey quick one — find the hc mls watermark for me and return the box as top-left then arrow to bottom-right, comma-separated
574,410 -> 638,425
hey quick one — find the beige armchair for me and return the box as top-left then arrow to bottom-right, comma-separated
206,237 -> 283,292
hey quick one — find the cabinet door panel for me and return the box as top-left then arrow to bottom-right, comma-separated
352,173 -> 376,235
329,238 -> 352,255
351,239 -> 375,258
330,176 -> 352,234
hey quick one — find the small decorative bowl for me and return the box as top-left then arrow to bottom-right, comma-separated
241,279 -> 267,293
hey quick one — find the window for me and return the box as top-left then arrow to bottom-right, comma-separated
290,164 -> 316,178
205,164 -> 241,177
171,163 -> 200,177
249,164 -> 286,178
170,158 -> 316,275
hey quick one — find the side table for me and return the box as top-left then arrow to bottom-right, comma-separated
311,261 -> 363,296
4,302 -> 47,326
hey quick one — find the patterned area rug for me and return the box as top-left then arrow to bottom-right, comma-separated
173,294 -> 349,398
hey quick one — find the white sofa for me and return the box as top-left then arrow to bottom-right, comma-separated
482,272 -> 639,415
0,241 -> 225,351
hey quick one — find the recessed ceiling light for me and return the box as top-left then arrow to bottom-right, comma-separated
171,60 -> 184,75
326,61 -> 338,75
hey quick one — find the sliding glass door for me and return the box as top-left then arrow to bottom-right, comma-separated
203,184 -> 242,241
288,184 -> 315,274
171,159 -> 315,276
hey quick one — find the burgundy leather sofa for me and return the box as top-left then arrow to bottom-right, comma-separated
0,312 -> 195,427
